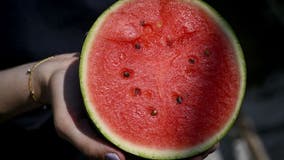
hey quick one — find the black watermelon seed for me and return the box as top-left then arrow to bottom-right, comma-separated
176,96 -> 183,104
121,68 -> 134,79
188,58 -> 195,64
135,43 -> 141,49
140,20 -> 146,26
151,110 -> 158,116
123,71 -> 130,78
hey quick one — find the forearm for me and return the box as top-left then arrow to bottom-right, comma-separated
0,63 -> 42,118
0,54 -> 78,121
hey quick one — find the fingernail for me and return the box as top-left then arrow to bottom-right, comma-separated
104,153 -> 120,160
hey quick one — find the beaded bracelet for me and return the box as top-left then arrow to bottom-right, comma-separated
26,56 -> 54,103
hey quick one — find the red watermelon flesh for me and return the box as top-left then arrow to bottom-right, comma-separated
80,0 -> 245,159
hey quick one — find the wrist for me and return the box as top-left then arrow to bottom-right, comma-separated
29,56 -> 55,104
33,53 -> 79,105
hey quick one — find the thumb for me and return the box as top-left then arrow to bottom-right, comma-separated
52,99 -> 125,160
68,118 -> 125,160
49,66 -> 125,160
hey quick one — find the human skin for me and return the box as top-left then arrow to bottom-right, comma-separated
0,53 -> 217,160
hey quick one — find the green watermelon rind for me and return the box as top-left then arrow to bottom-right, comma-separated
79,0 -> 246,159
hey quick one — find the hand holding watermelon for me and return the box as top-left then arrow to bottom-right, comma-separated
0,52 -> 218,160
45,53 -> 218,160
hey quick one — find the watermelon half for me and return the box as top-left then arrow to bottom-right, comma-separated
79,0 -> 246,159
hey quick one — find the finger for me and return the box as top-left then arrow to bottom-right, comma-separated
185,143 -> 219,160
54,106 -> 125,160
70,118 -> 125,160
50,69 -> 125,160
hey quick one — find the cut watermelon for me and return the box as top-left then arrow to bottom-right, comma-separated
79,0 -> 246,159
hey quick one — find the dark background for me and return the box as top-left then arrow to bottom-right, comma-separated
0,0 -> 283,159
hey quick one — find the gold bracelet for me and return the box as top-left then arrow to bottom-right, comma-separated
27,56 -> 55,103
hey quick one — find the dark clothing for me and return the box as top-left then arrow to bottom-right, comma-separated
1,0 -> 116,69
0,0 -> 115,159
